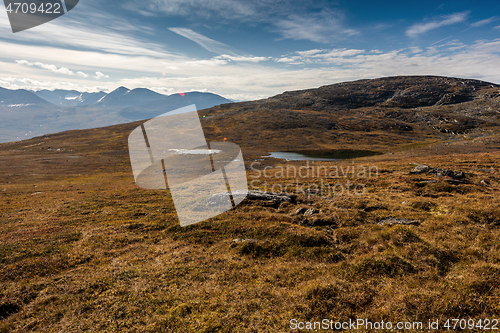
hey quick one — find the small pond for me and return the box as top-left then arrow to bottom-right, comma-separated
266,150 -> 381,161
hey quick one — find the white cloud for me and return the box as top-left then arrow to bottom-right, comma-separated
444,40 -> 466,51
168,28 -> 237,55
2,0 -> 500,103
124,0 -> 256,20
15,60 -> 81,76
7,38 -> 500,101
406,11 -> 469,37
471,16 -> 499,27
296,49 -> 323,57
276,48 -> 365,65
275,10 -> 359,43
167,29 -> 269,62
495,25 -> 500,30
76,71 -> 89,78
0,76 -> 108,93
276,56 -> 302,64
130,1 -> 360,44
0,3 -> 175,58
216,54 -> 269,63
93,71 -> 109,79
112,41 -> 500,100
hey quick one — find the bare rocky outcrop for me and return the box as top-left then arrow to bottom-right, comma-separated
410,164 -> 466,180
206,190 -> 295,207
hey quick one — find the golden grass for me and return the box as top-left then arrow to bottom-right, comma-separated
0,123 -> 500,332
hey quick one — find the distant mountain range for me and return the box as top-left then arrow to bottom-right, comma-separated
0,87 -> 51,106
33,89 -> 107,106
0,87 -> 232,143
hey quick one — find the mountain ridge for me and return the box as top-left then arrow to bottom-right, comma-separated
198,76 -> 500,151
1,75 -> 499,148
0,87 -> 232,143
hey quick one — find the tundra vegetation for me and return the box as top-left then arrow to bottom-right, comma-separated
1,76 -> 500,332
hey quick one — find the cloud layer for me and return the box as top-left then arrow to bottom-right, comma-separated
406,12 -> 469,37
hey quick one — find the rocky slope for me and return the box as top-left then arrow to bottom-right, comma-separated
200,76 -> 500,151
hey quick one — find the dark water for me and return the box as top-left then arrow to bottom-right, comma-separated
266,150 -> 381,161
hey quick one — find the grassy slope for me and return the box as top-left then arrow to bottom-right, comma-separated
1,75 -> 500,332
0,119 -> 499,332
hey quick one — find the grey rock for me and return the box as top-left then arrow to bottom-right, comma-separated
304,208 -> 319,217
206,190 -> 294,207
232,238 -> 258,243
480,179 -> 491,187
410,164 -> 466,179
410,164 -> 430,174
378,217 -> 421,226
430,168 -> 466,179
292,207 -> 308,216
245,190 -> 295,203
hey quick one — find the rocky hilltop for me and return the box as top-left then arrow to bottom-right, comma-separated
266,76 -> 499,109
201,76 -> 500,152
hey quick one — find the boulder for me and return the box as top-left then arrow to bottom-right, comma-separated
304,208 -> 319,217
410,164 -> 466,179
410,164 -> 430,174
292,207 -> 308,216
378,217 -> 420,226
206,190 -> 295,207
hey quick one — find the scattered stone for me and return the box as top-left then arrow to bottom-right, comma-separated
402,201 -> 409,205
410,164 -> 466,179
378,217 -> 420,226
303,208 -> 319,217
474,168 -> 498,173
430,168 -> 466,179
31,192 -> 43,196
245,190 -> 295,203
480,179 -> 491,187
418,179 -> 438,184
410,164 -> 430,174
292,207 -> 308,216
232,238 -> 258,244
206,190 -> 295,207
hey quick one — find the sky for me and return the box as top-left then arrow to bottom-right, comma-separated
0,0 -> 500,101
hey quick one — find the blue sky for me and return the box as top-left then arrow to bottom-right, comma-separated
0,0 -> 499,100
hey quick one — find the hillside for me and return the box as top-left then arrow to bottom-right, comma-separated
199,76 -> 500,152
0,76 -> 500,332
